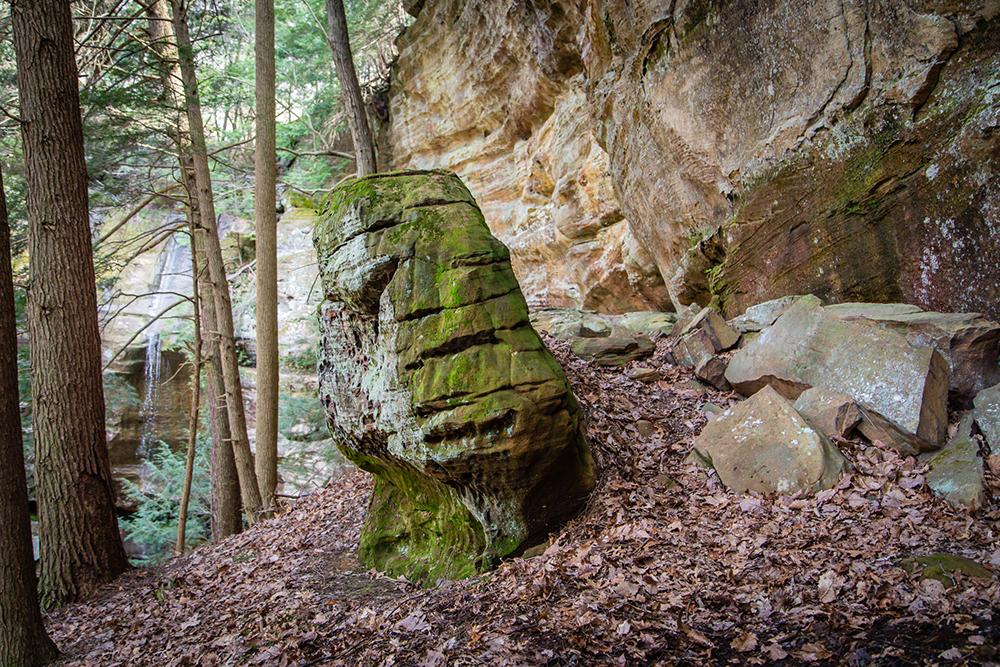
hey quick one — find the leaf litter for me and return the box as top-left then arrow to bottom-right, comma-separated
47,337 -> 999,665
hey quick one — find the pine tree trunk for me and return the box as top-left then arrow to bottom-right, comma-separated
171,0 -> 263,522
11,0 -> 129,608
188,166 -> 243,540
175,229 -> 202,556
0,167 -> 59,667
144,0 -> 242,539
254,0 -> 279,512
325,0 -> 378,176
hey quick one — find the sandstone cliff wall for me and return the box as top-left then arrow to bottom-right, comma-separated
387,0 -> 1000,319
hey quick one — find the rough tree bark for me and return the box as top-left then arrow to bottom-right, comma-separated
254,0 -> 279,512
325,0 -> 378,176
0,167 -> 59,667
171,0 -> 263,522
11,0 -> 130,608
144,0 -> 242,539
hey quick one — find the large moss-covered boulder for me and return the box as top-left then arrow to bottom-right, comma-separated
313,170 -> 594,583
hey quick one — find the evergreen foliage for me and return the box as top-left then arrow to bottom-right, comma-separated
121,439 -> 211,564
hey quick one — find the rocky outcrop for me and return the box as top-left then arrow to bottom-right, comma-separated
313,170 -> 594,582
385,2 -> 668,313
726,296 -> 950,452
390,1 -> 999,320
692,386 -> 847,494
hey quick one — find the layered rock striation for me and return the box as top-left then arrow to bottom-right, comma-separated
389,1 -> 1000,319
313,170 -> 594,582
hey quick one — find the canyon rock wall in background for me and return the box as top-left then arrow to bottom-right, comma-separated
387,0 -> 1000,319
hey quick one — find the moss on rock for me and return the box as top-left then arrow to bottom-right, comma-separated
314,170 -> 594,584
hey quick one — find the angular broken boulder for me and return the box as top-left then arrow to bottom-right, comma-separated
675,306 -> 739,351
691,386 -> 847,495
725,296 -> 949,452
825,303 -> 1000,407
314,170 -> 594,582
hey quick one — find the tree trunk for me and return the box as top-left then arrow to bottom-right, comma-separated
254,0 -> 279,512
325,0 -> 378,176
0,167 -> 59,667
175,229 -> 202,556
11,0 -> 129,609
189,166 -> 243,540
144,0 -> 242,540
171,0 -> 263,522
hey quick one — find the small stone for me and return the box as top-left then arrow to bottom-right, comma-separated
571,334 -> 654,366
653,473 -> 678,489
793,387 -> 862,439
691,386 -> 847,494
520,541 -> 551,559
694,355 -> 731,391
635,419 -> 656,438
626,366 -> 662,383
676,307 -> 740,351
703,403 -> 725,420
677,379 -> 710,396
926,413 -> 986,511
973,383 -> 999,453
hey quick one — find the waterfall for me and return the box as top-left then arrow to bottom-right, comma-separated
138,230 -> 187,454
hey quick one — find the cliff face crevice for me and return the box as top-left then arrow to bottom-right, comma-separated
387,0 -> 1000,319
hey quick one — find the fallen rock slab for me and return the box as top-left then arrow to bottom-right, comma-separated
673,328 -> 715,369
691,386 -> 847,495
926,414 -> 986,512
314,170 -> 594,582
725,296 -> 949,450
856,407 -> 933,456
530,307 -> 612,340
571,334 -> 654,366
825,304 -> 1000,407
611,311 -> 678,337
793,387 -> 862,439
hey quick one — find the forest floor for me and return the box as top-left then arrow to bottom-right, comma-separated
48,339 -> 1000,666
